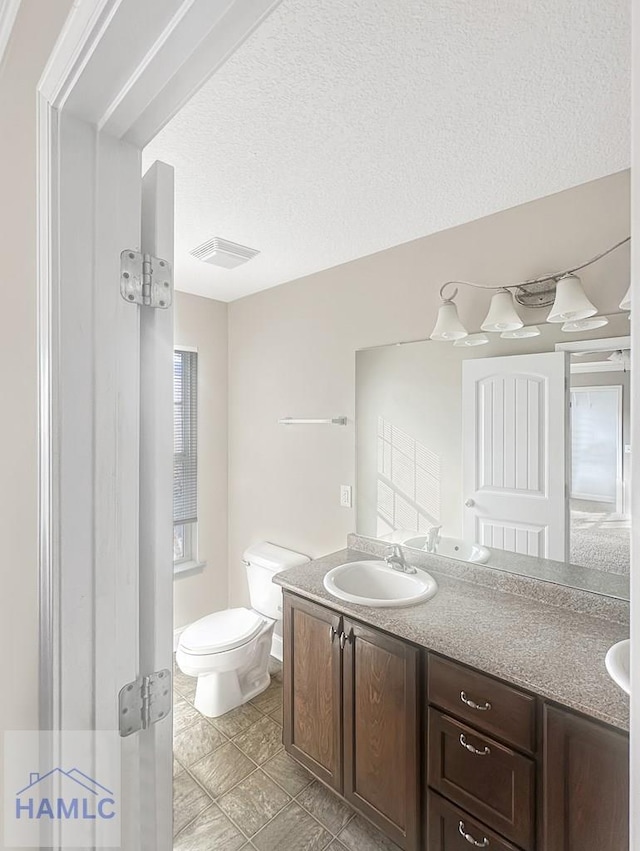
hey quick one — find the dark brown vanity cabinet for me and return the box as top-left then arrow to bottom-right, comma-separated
283,593 -> 421,851
427,655 -> 536,850
282,594 -> 343,791
542,705 -> 629,851
282,592 -> 629,851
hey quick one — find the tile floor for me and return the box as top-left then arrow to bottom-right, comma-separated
173,657 -> 401,851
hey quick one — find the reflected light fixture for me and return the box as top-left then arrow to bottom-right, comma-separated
561,316 -> 609,332
481,289 -> 523,332
430,296 -> 468,341
453,333 -> 489,347
428,236 -> 630,342
500,326 -> 541,339
547,274 -> 597,323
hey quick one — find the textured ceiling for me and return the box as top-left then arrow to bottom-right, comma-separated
143,0 -> 630,302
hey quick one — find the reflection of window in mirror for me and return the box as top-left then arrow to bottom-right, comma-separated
569,345 -> 631,576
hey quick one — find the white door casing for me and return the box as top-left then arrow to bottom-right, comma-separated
462,351 -> 570,561
37,1 -> 283,847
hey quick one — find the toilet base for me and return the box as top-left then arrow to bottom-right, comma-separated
191,626 -> 274,717
194,669 -> 270,717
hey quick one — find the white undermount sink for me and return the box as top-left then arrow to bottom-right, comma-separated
323,560 -> 438,608
403,535 -> 491,564
605,639 -> 630,696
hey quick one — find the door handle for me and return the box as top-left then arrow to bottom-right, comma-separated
465,498 -> 475,508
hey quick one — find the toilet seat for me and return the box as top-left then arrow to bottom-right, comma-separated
180,608 -> 267,656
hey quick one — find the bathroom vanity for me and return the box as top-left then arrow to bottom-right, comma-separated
276,545 -> 630,851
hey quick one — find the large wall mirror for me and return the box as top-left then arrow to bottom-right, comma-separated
356,314 -> 630,599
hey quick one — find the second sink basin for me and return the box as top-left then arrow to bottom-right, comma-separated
323,560 -> 437,608
605,639 -> 630,696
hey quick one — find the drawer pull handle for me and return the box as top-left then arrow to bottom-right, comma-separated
458,820 -> 490,847
460,690 -> 492,712
459,733 -> 491,756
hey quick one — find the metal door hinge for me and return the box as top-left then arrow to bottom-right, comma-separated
120,250 -> 172,308
118,669 -> 171,737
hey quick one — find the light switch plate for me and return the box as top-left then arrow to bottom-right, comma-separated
340,485 -> 352,508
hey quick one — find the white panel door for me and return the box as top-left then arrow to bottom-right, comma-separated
462,351 -> 569,561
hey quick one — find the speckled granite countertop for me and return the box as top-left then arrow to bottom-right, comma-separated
274,548 -> 630,732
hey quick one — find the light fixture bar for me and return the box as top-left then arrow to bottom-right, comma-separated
437,236 -> 630,303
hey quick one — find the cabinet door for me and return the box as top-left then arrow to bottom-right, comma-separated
342,619 -> 420,851
543,705 -> 629,851
283,594 -> 343,791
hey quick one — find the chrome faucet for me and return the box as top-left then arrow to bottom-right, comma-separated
426,525 -> 442,553
384,545 -> 417,574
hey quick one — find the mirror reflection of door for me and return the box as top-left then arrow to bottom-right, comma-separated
462,351 -> 570,561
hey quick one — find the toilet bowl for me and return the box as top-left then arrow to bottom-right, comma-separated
176,542 -> 309,717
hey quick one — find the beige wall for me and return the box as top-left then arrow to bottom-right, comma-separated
227,169 -> 630,606
0,0 -> 73,819
174,292 -> 229,628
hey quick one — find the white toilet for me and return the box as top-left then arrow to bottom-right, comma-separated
176,541 -> 309,717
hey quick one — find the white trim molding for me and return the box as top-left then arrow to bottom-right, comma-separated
0,0 -> 22,71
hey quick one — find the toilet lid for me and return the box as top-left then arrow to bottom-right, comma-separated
180,608 -> 266,655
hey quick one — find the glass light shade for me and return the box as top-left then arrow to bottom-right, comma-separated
481,290 -> 523,332
619,286 -> 631,311
430,301 -> 468,341
547,275 -> 597,322
500,326 -> 541,339
453,333 -> 489,347
561,316 -> 609,332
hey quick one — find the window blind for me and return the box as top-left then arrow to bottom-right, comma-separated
174,350 -> 198,525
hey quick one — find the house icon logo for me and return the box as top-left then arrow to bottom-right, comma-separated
15,768 -> 116,821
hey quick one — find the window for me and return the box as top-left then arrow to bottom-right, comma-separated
174,349 -> 199,567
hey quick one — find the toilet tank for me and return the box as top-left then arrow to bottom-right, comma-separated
243,542 -> 310,620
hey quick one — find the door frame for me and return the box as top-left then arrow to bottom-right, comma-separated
37,0 -> 283,844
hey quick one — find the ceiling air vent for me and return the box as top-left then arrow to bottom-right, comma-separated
190,237 -> 260,269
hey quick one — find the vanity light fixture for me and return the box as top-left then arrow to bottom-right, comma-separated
481,289 -> 523,332
619,286 -> 631,311
453,333 -> 490,347
430,236 -> 630,341
430,296 -> 468,341
500,326 -> 541,339
547,274 -> 597,323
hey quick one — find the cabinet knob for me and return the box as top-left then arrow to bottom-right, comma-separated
458,821 -> 490,847
329,625 -> 338,643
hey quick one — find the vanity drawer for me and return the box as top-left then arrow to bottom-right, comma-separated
428,654 -> 536,753
428,710 -> 535,850
427,791 -> 523,851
